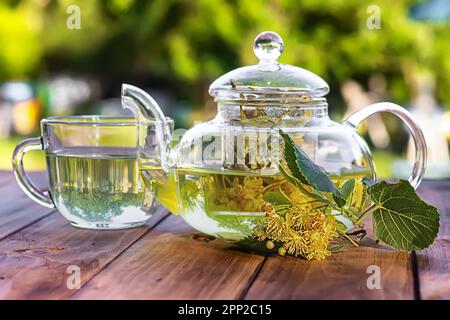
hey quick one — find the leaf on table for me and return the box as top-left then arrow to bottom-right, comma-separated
279,130 -> 345,207
234,237 -> 282,255
368,179 -> 440,251
329,243 -> 347,253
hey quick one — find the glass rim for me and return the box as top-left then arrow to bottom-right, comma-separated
41,115 -> 174,126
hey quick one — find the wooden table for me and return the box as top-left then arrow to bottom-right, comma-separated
0,170 -> 449,300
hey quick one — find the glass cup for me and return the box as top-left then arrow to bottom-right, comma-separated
12,116 -> 174,230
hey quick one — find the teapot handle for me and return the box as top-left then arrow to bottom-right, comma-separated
344,102 -> 427,189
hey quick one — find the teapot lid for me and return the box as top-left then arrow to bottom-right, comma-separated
209,31 -> 329,102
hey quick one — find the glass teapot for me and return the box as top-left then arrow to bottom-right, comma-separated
123,31 -> 426,242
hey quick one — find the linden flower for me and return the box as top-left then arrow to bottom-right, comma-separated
222,177 -> 265,211
216,193 -> 229,205
293,134 -> 304,145
262,204 -> 338,261
243,176 -> 264,192
265,214 -> 286,240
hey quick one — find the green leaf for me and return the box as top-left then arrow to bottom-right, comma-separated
335,220 -> 349,234
279,130 -> 345,207
340,179 -> 355,200
278,164 -> 328,203
335,214 -> 354,230
263,192 -> 291,206
362,177 -> 375,187
368,180 -> 440,251
234,238 -> 282,255
329,243 -> 347,253
278,162 -> 298,186
333,194 -> 346,208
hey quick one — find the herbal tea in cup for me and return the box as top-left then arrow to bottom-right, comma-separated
12,116 -> 173,230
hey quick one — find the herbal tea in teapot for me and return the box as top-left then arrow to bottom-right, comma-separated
160,167 -> 369,239
123,31 -> 438,261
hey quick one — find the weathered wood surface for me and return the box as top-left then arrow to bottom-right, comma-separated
73,215 -> 265,300
0,207 -> 168,299
245,241 -> 414,300
0,170 -> 449,300
415,183 -> 450,300
0,171 -> 169,299
0,172 -> 54,240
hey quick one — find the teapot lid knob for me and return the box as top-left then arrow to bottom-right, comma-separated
253,31 -> 284,63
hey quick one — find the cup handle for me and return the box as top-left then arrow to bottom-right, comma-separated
344,102 -> 427,189
12,137 -> 55,208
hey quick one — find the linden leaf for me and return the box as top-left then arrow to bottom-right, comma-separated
335,220 -> 349,234
368,180 -> 440,251
340,179 -> 355,200
263,192 -> 291,206
235,238 -> 282,255
279,130 -> 345,207
362,177 -> 376,187
278,164 -> 326,203
333,194 -> 346,208
329,244 -> 347,253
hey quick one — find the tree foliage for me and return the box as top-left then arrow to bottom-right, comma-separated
1,0 -> 449,108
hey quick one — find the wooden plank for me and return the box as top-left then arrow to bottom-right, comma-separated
415,183 -> 450,300
416,238 -> 450,300
0,172 -> 14,187
72,215 -> 265,300
244,239 -> 414,300
0,171 -> 53,240
0,171 -> 48,189
244,182 -> 448,300
0,206 -> 169,299
0,202 -> 55,240
0,172 -> 48,211
245,210 -> 415,300
0,171 -> 49,207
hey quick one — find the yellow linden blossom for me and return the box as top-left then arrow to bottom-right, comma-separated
293,134 -> 304,146
217,176 -> 265,211
261,204 -> 338,261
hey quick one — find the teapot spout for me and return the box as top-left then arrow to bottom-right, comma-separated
121,84 -> 167,123
121,84 -> 172,175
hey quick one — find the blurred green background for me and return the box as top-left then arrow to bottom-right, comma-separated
1,0 -> 450,177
